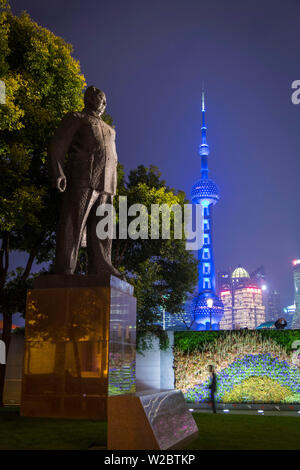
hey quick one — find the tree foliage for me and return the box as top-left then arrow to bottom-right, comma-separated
112,165 -> 197,350
0,4 -> 86,405
0,7 -> 86,248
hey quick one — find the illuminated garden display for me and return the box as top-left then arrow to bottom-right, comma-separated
108,355 -> 136,396
174,331 -> 300,404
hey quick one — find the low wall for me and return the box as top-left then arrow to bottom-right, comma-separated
136,331 -> 174,392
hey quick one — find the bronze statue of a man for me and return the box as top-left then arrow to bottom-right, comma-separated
48,86 -> 120,276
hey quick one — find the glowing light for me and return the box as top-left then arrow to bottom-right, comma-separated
246,288 -> 261,294
221,291 -> 230,296
223,409 -> 230,413
207,298 -> 213,309
293,259 -> 300,266
261,285 -> 267,291
191,179 -> 220,205
258,410 -> 264,413
231,267 -> 250,279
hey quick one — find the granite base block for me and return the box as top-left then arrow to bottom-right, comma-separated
107,389 -> 199,450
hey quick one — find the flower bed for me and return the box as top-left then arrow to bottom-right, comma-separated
185,354 -> 300,403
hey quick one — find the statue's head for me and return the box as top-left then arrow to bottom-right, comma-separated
84,86 -> 106,116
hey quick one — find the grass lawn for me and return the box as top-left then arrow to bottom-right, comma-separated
0,408 -> 299,450
188,413 -> 300,450
0,407 -> 107,450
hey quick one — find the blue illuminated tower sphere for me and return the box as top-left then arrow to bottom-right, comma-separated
191,91 -> 224,330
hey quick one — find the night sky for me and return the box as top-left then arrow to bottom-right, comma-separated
9,0 -> 300,308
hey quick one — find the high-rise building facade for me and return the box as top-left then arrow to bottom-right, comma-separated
266,290 -> 281,323
217,270 -> 231,293
160,299 -> 195,330
292,260 -> 300,328
250,266 -> 281,323
190,91 -> 224,330
283,303 -> 295,328
220,266 -> 265,329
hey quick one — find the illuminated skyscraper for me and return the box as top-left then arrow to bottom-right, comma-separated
190,91 -> 224,330
220,266 -> 265,329
292,259 -> 300,328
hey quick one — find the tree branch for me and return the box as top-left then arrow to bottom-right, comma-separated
21,234 -> 45,281
0,232 -> 9,290
115,240 -> 129,268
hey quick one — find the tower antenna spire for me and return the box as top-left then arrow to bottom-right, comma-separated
202,81 -> 205,112
190,85 -> 224,330
199,82 -> 209,175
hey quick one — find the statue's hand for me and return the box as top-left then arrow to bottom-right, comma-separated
57,175 -> 67,192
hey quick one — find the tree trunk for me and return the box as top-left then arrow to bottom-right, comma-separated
21,235 -> 44,281
0,232 -> 9,290
0,232 -> 10,406
0,235 -> 42,406
0,313 -> 12,407
114,240 -> 128,268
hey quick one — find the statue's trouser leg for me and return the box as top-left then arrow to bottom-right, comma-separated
86,193 -> 114,274
55,185 -> 99,274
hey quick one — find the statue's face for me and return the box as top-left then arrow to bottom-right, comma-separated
84,86 -> 107,116
94,92 -> 106,116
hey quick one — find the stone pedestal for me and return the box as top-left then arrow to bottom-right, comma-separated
20,274 -> 136,420
107,390 -> 199,450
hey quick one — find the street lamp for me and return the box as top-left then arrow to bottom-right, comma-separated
207,298 -> 213,330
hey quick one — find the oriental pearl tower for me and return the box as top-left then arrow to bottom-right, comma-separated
190,90 -> 224,330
